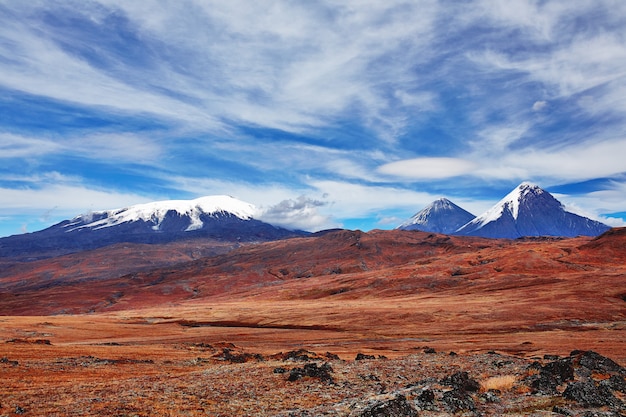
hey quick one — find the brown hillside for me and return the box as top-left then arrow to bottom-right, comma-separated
0,228 -> 624,361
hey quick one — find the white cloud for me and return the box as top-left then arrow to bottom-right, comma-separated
554,187 -> 626,227
377,157 -> 478,179
0,132 -> 163,166
532,100 -> 548,112
475,138 -> 626,182
257,196 -> 338,231
564,181 -> 626,226
0,184 -> 152,217
306,179 -> 438,219
473,125 -> 530,153
0,133 -> 62,158
66,133 -> 164,164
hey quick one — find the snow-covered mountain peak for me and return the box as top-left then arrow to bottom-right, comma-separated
432,197 -> 454,208
67,195 -> 258,232
455,182 -> 609,238
477,182 -> 544,226
397,197 -> 475,234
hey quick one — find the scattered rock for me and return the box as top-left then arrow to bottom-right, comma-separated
563,379 -> 622,408
527,357 -> 574,394
287,362 -> 334,384
572,350 -> 625,375
580,411 -> 624,417
479,391 -> 500,404
493,359 -> 513,368
15,405 -> 26,414
355,353 -> 376,361
273,367 -> 287,374
6,338 -> 51,345
423,347 -> 436,354
414,388 -> 437,411
278,349 -> 318,362
357,394 -> 418,417
0,357 -> 18,366
214,347 -> 264,363
442,388 -> 475,412
417,388 -> 435,404
440,371 -> 480,392
552,405 -> 574,416
543,357 -> 575,384
601,374 -> 626,393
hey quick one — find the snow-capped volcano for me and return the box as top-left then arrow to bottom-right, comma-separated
397,198 -> 475,234
66,195 -> 257,232
456,182 -> 610,238
0,195 -> 307,260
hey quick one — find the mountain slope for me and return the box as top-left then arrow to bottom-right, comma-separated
397,198 -> 475,234
0,195 -> 307,260
456,182 -> 610,238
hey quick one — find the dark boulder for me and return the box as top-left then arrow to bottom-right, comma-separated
356,353 -> 376,361
527,357 -> 574,395
440,371 -> 480,392
417,389 -> 435,404
543,358 -> 575,384
563,380 -> 622,408
442,389 -> 475,413
572,350 -> 625,375
283,349 -> 317,362
287,362 -> 334,383
358,394 -> 418,417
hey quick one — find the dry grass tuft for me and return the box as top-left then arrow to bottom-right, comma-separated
480,374 -> 517,392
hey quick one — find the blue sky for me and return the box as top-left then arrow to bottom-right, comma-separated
1,0 -> 626,237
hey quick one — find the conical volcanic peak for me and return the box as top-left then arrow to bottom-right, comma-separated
456,183 -> 610,239
398,198 -> 475,234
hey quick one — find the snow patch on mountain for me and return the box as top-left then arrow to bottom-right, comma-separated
65,195 -> 258,232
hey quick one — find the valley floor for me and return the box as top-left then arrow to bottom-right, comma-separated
0,301 -> 625,416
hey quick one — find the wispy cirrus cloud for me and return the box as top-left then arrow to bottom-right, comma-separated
0,1 -> 444,137
1,1 -> 626,234
377,158 -> 478,180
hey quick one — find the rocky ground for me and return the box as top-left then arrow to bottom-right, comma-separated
1,341 -> 625,416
